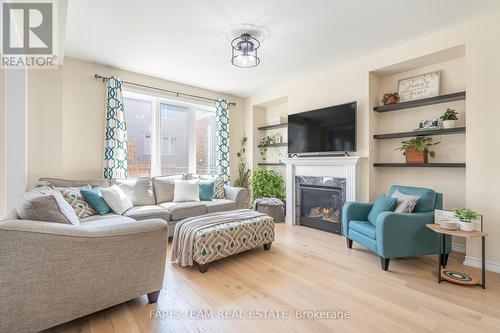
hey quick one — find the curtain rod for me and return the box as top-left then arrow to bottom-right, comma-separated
94,74 -> 236,106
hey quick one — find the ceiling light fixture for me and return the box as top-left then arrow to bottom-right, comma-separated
231,33 -> 260,68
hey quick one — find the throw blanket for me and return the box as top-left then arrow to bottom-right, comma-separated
253,197 -> 284,210
171,209 -> 266,267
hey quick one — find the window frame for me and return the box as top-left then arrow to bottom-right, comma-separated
123,89 -> 216,177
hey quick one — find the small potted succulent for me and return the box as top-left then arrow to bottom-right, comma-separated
395,137 -> 440,164
440,108 -> 458,129
454,208 -> 477,232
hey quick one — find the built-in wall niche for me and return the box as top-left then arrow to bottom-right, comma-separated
369,45 -> 466,210
252,97 -> 288,173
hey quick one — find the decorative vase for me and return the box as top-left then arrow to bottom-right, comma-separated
458,220 -> 474,232
405,149 -> 428,164
442,120 -> 456,129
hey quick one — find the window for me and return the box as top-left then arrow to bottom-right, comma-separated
123,97 -> 152,177
123,90 -> 217,177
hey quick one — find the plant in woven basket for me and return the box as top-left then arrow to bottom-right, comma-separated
233,134 -> 251,190
382,92 -> 400,105
252,168 -> 285,201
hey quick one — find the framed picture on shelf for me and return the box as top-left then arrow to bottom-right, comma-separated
398,71 -> 440,102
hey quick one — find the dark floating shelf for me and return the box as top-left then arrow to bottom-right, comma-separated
373,91 -> 466,112
258,143 -> 288,148
373,127 -> 465,139
258,123 -> 288,131
258,163 -> 285,166
374,163 -> 466,168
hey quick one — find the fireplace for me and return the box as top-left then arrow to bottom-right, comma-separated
296,177 -> 346,234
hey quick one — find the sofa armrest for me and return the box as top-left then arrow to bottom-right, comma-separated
342,202 -> 373,236
224,185 -> 248,209
376,211 -> 451,258
0,219 -> 168,332
0,218 -> 167,237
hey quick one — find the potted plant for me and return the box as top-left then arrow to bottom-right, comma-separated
259,136 -> 273,161
454,208 -> 477,232
396,137 -> 440,164
440,108 -> 458,129
234,134 -> 251,190
251,168 -> 285,201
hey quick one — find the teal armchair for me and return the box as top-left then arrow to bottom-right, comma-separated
342,185 -> 451,270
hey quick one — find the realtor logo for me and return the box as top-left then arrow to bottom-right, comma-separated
2,2 -> 52,54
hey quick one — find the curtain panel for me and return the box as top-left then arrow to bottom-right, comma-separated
103,76 -> 128,180
215,99 -> 230,184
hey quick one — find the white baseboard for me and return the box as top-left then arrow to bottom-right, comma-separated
452,242 -> 466,254
463,256 -> 500,273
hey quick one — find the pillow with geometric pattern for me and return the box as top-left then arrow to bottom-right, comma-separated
57,185 -> 96,218
213,177 -> 225,199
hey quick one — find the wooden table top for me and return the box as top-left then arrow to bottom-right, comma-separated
426,224 -> 488,238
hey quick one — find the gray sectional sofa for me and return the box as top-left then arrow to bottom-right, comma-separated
42,175 -> 248,237
0,175 -> 248,332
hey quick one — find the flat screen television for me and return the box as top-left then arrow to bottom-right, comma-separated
288,102 -> 356,155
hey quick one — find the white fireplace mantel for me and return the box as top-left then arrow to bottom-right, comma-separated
281,156 -> 365,225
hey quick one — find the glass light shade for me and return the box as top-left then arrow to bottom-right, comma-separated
231,33 -> 260,68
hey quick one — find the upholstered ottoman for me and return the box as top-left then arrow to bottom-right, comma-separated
192,214 -> 275,272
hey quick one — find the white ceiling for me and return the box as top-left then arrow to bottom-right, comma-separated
65,0 -> 500,97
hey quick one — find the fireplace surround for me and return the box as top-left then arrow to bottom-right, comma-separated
281,156 -> 364,228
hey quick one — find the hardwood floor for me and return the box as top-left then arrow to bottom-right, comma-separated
47,223 -> 500,333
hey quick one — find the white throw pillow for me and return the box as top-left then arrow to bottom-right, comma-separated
173,180 -> 200,202
391,190 -> 420,213
101,185 -> 134,215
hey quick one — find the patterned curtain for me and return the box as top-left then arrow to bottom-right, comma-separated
215,99 -> 230,184
103,76 -> 128,180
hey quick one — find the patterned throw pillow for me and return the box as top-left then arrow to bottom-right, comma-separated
57,186 -> 96,218
213,177 -> 225,199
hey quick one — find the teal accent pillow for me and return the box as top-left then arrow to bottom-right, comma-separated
80,187 -> 111,215
367,195 -> 397,225
199,180 -> 214,201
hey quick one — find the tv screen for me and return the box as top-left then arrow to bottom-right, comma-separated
288,102 -> 356,154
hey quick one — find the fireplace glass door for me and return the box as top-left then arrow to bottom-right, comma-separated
299,185 -> 342,234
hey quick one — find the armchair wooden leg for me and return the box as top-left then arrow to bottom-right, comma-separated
441,253 -> 449,268
199,264 -> 209,273
147,290 -> 160,304
346,238 -> 353,249
263,242 -> 272,251
380,257 -> 390,271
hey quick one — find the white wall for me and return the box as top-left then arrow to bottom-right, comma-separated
245,12 -> 500,270
4,69 -> 28,216
27,57 -> 245,186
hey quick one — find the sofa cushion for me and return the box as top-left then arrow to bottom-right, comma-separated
80,213 -> 121,222
199,180 -> 215,201
202,199 -> 236,214
388,185 -> 436,213
39,177 -> 110,188
153,175 -> 183,204
213,177 -> 225,199
101,186 -> 134,215
349,220 -> 376,239
173,180 -> 200,202
16,186 -> 80,225
367,195 -> 397,225
113,177 -> 155,206
57,186 -> 96,218
79,215 -> 137,227
80,187 -> 111,215
124,205 -> 170,221
159,202 -> 207,221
